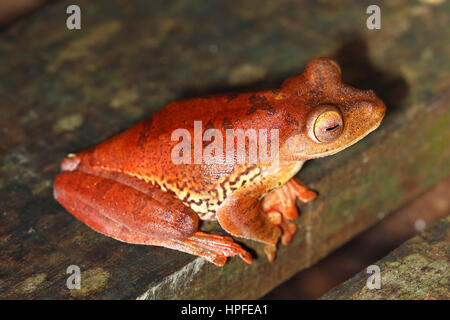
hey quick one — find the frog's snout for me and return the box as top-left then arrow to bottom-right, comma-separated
356,89 -> 386,126
370,95 -> 387,125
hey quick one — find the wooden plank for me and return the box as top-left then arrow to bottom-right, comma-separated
321,215 -> 449,300
265,176 -> 450,299
1,0 -> 449,299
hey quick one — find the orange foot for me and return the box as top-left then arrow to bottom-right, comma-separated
261,177 -> 317,262
180,231 -> 252,267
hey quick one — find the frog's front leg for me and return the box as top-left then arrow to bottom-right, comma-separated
54,171 -> 251,266
216,184 -> 285,262
261,177 -> 317,245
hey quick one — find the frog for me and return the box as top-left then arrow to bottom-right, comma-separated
53,58 -> 386,266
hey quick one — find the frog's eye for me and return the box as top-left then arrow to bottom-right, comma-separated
308,106 -> 344,143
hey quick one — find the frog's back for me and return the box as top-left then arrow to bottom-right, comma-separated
74,92 -> 297,219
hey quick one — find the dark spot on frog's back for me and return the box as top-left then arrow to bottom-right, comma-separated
246,105 -> 257,116
265,107 -> 276,116
247,95 -> 276,116
271,88 -> 281,95
202,119 -> 217,148
286,113 -> 299,126
137,117 -> 153,150
222,118 -> 234,130
226,92 -> 239,102
204,119 -> 215,131
248,95 -> 267,106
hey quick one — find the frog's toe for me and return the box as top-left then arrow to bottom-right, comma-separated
264,244 -> 277,263
184,232 -> 252,266
261,177 -> 317,222
279,219 -> 297,246
297,188 -> 317,203
261,220 -> 296,262
266,212 -> 297,246
288,177 -> 318,203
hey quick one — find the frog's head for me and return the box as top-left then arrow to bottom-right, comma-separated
280,58 -> 386,161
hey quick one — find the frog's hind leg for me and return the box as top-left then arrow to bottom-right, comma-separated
54,171 -> 251,266
261,177 -> 317,246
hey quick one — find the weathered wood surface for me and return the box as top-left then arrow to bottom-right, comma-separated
265,176 -> 450,299
0,0 -> 449,299
322,215 -> 449,300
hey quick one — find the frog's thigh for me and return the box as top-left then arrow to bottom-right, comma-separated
54,171 -> 199,241
216,193 -> 281,245
55,171 -> 251,266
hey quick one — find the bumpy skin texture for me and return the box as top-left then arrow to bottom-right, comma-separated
53,58 -> 386,266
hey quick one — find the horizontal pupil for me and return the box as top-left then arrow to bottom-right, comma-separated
325,124 -> 340,131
